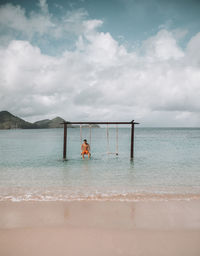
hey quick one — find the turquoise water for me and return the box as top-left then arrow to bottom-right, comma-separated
0,128 -> 200,201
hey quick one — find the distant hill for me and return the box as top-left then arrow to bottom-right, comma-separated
0,111 -> 37,129
0,111 -> 68,129
0,111 -> 100,129
34,117 -> 69,128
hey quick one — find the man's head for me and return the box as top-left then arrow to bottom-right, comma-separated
83,139 -> 87,143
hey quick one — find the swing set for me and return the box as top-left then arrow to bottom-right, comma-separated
62,120 -> 139,160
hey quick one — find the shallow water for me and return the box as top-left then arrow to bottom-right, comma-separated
0,127 -> 200,201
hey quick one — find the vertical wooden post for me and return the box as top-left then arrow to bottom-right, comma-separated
63,123 -> 67,160
130,120 -> 134,159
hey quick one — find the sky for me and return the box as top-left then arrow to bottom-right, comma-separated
0,0 -> 200,126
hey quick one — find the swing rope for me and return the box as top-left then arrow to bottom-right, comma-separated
116,124 -> 119,155
80,125 -> 82,147
80,124 -> 92,149
89,124 -> 92,150
106,124 -> 110,153
106,124 -> 119,155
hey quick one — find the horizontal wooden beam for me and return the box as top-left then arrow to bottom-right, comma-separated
62,121 -> 139,125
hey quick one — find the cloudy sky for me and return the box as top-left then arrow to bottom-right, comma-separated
0,0 -> 200,126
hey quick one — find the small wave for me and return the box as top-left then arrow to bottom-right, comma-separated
1,192 -> 200,202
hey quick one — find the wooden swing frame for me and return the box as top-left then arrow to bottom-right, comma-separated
62,120 -> 139,160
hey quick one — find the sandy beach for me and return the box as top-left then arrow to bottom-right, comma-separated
0,199 -> 200,256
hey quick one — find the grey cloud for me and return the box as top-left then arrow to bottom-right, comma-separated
74,87 -> 103,106
155,101 -> 200,113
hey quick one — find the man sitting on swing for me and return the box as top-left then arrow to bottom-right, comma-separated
81,139 -> 91,159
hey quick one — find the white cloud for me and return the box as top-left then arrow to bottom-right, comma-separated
0,2 -> 54,40
0,2 -> 91,44
142,30 -> 184,60
186,32 -> 200,66
38,0 -> 49,14
0,2 -> 200,126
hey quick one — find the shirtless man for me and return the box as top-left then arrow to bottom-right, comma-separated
81,139 -> 91,159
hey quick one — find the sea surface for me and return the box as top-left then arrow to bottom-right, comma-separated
0,127 -> 200,201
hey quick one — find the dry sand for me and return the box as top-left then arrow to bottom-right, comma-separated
0,200 -> 200,256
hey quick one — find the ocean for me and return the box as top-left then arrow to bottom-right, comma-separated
0,127 -> 200,201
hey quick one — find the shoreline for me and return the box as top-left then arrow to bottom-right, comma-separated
1,199 -> 200,255
1,192 -> 200,202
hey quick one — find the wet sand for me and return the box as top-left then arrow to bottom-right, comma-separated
0,200 -> 200,256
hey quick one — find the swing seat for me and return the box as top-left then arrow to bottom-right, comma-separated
81,150 -> 90,155
107,152 -> 118,155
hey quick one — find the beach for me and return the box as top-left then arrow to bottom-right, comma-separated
1,199 -> 200,256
